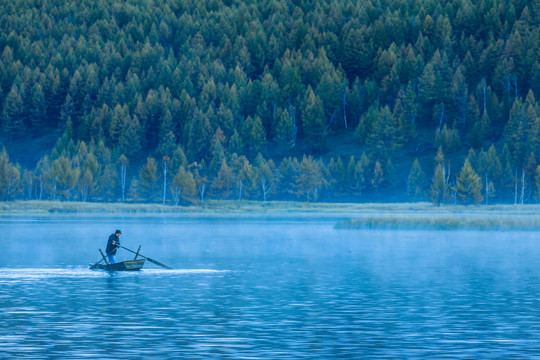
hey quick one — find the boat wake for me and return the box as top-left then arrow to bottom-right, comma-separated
141,269 -> 229,275
0,267 -> 229,282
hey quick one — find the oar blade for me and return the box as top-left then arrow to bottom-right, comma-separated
146,257 -> 173,270
119,245 -> 173,270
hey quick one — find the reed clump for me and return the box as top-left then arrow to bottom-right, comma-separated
335,215 -> 540,231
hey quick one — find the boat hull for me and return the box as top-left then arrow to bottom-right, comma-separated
91,259 -> 145,271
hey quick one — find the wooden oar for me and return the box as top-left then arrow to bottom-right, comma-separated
119,245 -> 173,270
89,248 -> 113,269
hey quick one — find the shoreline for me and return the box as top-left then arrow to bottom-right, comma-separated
2,200 -> 540,230
1,200 -> 540,215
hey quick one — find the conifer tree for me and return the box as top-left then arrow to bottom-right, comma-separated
228,129 -> 244,156
188,109 -> 213,161
366,105 -> 400,157
429,164 -> 450,207
50,156 -> 80,200
354,152 -> 370,195
171,145 -> 188,171
274,108 -> 295,154
2,83 -> 25,138
301,87 -> 326,152
209,140 -> 226,177
296,155 -> 327,202
30,83 -> 47,129
278,157 -> 300,199
157,110 -> 177,157
170,166 -> 196,206
345,156 -> 356,193
392,83 -> 418,146
211,160 -> 235,199
138,157 -> 159,202
230,154 -> 255,201
454,158 -> 484,204
371,160 -> 384,194
328,157 -> 346,195
241,115 -> 267,158
0,148 -> 21,201
407,159 -> 425,201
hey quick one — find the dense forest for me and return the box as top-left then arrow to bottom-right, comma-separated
0,0 -> 539,205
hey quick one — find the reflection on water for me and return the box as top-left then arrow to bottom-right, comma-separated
1,215 -> 540,358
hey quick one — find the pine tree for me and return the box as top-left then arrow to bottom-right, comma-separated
171,145 -> 188,171
371,160 -> 384,194
209,140 -> 226,177
301,87 -> 326,152
230,154 -> 255,201
367,105 -> 400,157
170,166 -> 196,206
328,157 -> 346,195
407,159 -> 425,201
354,152 -> 370,195
274,108 -> 295,154
454,158 -> 484,204
138,157 -> 159,202
296,155 -> 327,202
345,156 -> 356,193
228,129 -> 244,156
392,83 -> 418,146
2,83 -> 25,138
211,160 -> 235,199
50,156 -> 80,200
0,148 -> 21,201
156,110 -> 177,157
241,115 -> 267,158
187,109 -> 213,161
341,27 -> 373,80
30,82 -> 47,129
429,164 -> 450,207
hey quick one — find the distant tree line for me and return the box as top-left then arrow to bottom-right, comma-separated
2,131 -> 540,205
0,0 -> 539,205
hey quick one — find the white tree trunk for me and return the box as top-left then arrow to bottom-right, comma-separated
342,85 -> 348,129
198,183 -> 206,203
485,174 -> 489,206
521,168 -> 526,205
120,163 -> 127,202
238,179 -> 243,201
514,168 -> 518,205
162,162 -> 168,205
39,174 -> 43,200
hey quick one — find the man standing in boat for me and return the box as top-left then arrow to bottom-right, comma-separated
106,230 -> 121,264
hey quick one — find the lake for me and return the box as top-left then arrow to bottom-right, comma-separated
1,214 -> 540,359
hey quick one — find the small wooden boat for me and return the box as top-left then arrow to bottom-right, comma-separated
90,245 -> 146,271
91,259 -> 145,271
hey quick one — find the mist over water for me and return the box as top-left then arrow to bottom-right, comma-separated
2,214 -> 540,358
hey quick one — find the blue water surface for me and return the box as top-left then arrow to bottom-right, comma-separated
1,214 -> 540,359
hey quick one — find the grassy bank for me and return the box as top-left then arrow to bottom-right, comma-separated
336,214 -> 540,231
2,200 -> 540,217
0,200 -> 438,214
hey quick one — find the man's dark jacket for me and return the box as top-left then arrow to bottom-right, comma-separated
106,234 -> 120,255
